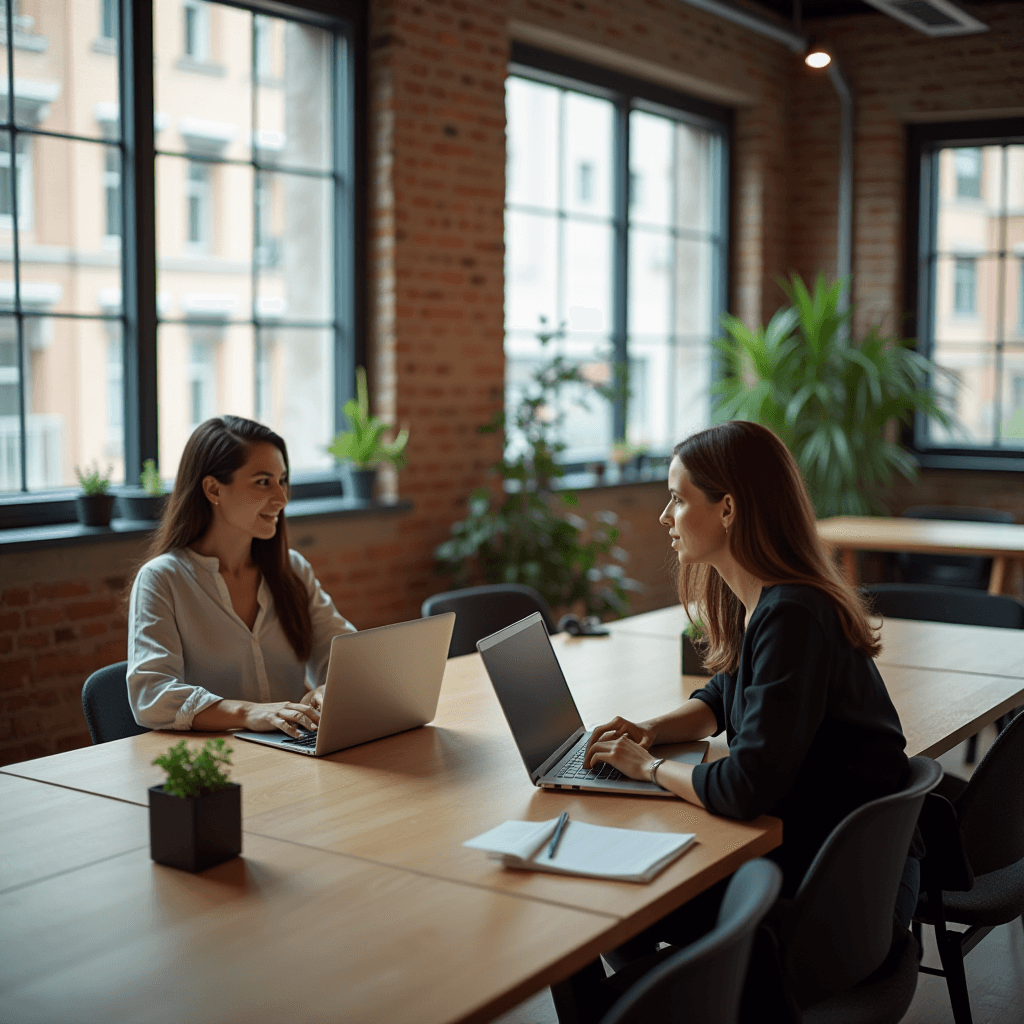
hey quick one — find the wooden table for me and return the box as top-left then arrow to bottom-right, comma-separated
816,515 -> 1024,595
0,635 -> 782,1024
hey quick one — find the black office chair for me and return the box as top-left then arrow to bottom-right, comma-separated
770,757 -> 942,1023
862,583 -> 1024,630
893,505 -> 1015,591
863,583 -> 1024,762
81,661 -> 150,744
595,859 -> 782,1024
421,583 -> 558,658
913,710 -> 1024,1024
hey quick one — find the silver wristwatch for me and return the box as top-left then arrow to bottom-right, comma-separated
648,758 -> 665,785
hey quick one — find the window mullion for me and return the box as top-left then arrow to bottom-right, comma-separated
612,96 -> 629,442
122,0 -> 158,484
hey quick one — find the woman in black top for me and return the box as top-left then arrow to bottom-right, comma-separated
585,420 -> 912,899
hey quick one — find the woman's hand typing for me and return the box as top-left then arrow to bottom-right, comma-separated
193,698 -> 320,738
585,730 -> 660,781
300,685 -> 326,713
584,716 -> 656,769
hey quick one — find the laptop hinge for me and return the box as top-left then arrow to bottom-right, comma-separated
532,728 -> 586,784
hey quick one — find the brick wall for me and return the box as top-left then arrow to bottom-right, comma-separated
2,0 -> 1022,765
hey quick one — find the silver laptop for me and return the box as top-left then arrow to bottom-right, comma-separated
477,612 -> 708,796
235,612 -> 455,756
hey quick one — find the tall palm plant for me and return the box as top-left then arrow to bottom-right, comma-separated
714,274 -> 954,517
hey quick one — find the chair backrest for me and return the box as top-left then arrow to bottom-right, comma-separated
421,584 -> 557,658
863,583 -> 1024,630
600,859 -> 783,1024
954,708 -> 1024,875
778,756 -> 942,1009
898,506 -> 1015,591
81,661 -> 150,744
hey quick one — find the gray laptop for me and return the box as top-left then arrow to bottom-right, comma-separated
477,612 -> 708,796
235,612 -> 455,756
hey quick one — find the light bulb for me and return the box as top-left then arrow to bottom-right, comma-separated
805,50 -> 832,69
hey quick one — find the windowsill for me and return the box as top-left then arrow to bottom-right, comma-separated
915,451 -> 1024,473
91,37 -> 117,55
0,496 -> 413,555
173,56 -> 226,77
504,464 -> 669,493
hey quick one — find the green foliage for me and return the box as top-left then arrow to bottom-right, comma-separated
75,462 -> 112,496
140,458 -> 165,496
326,367 -> 409,469
435,320 -> 638,617
152,738 -> 233,799
682,618 -> 706,641
713,273 -> 955,517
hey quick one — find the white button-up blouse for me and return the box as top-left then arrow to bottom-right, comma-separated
128,547 -> 356,730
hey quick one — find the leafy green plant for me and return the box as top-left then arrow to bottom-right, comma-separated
435,320 -> 638,617
152,738 -> 233,799
714,273 -> 955,517
75,462 -> 112,496
682,618 -> 706,641
140,458 -> 165,496
326,366 -> 409,469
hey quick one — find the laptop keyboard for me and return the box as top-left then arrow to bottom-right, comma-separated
553,746 -> 623,782
281,729 -> 318,748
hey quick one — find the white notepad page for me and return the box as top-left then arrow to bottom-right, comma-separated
464,818 -> 697,883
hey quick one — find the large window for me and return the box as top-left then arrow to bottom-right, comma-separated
907,120 -> 1024,465
0,0 -> 361,516
504,46 -> 729,464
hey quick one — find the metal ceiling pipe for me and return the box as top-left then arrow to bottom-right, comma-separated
673,0 -> 807,52
827,59 -> 854,321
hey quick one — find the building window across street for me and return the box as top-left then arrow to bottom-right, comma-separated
504,45 -> 730,465
0,0 -> 360,517
908,121 -> 1024,462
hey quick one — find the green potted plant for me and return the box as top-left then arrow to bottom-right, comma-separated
326,366 -> 409,500
435,319 -> 638,618
682,618 -> 711,677
149,738 -> 241,873
714,273 -> 955,517
117,458 -> 168,522
74,462 -> 115,527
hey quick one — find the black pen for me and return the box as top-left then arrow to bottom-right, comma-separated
547,811 -> 569,859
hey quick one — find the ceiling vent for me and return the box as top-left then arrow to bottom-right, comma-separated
862,0 -> 990,36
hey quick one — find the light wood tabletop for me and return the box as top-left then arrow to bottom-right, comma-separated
1,634 -> 780,928
0,830 -> 620,1024
816,515 -> 1024,594
6,613 -> 1020,1023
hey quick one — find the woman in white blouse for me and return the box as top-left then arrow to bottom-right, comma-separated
127,416 -> 355,736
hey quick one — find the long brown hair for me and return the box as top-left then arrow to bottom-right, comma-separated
130,417 -> 313,662
675,420 -> 880,673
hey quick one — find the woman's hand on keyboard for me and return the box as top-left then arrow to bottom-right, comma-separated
243,700 -> 321,739
300,685 -> 326,712
584,716 -> 655,769
585,731 -> 656,781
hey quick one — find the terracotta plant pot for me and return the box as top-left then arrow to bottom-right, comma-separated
75,493 -> 116,527
148,783 -> 242,873
682,633 -> 712,677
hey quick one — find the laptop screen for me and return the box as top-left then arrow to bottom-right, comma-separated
477,613 -> 585,777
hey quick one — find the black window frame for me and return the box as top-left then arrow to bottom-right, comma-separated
0,0 -> 367,530
506,43 -> 732,465
904,117 -> 1024,473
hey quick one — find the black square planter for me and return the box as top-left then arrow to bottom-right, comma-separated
149,783 -> 242,872
682,634 -> 712,677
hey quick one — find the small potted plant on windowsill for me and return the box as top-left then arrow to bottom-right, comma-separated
117,458 -> 168,522
326,366 -> 409,500
74,462 -> 115,527
682,619 -> 712,677
149,738 -> 241,873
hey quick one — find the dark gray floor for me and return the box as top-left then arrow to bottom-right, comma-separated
492,726 -> 1024,1024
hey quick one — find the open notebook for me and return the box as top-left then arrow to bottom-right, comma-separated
464,818 -> 697,883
